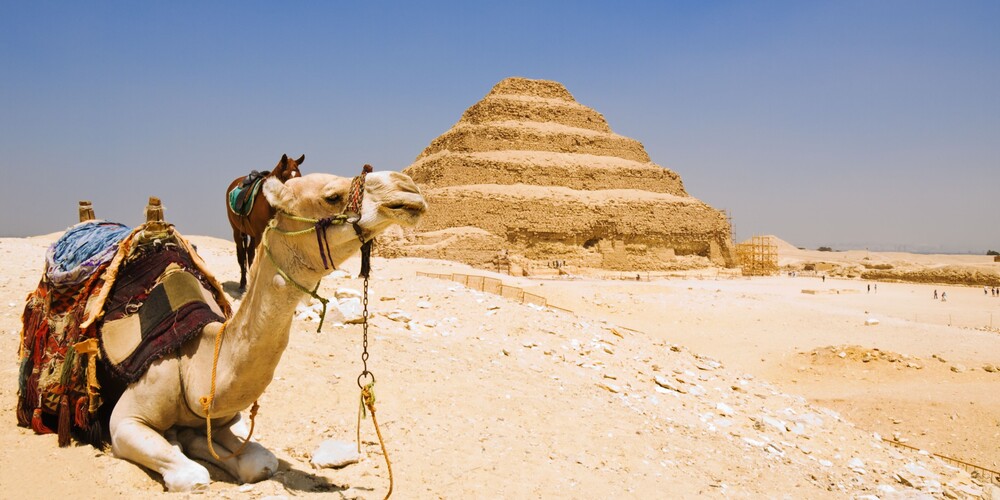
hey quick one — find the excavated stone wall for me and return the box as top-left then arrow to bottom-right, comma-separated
387,77 -> 736,272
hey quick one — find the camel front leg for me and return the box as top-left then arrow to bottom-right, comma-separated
110,396 -> 210,492
175,414 -> 278,484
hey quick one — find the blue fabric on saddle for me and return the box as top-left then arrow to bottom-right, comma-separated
228,169 -> 270,216
45,221 -> 133,288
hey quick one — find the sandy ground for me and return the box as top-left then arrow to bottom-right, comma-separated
1,233 -> 998,499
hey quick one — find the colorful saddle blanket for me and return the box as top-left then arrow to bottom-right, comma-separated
228,170 -> 269,216
17,220 -> 231,445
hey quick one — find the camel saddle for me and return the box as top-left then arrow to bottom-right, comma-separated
17,220 -> 231,446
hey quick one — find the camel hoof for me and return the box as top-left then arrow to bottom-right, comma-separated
237,447 -> 278,484
163,463 -> 210,492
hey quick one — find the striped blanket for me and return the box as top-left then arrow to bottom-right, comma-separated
17,221 -> 230,445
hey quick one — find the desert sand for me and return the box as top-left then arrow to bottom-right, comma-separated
1,232 -> 999,499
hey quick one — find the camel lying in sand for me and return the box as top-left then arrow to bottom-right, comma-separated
75,170 -> 424,491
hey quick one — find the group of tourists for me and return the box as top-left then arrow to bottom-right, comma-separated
985,286 -> 1000,297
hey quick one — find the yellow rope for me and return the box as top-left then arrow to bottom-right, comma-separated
198,321 -> 260,461
358,383 -> 393,499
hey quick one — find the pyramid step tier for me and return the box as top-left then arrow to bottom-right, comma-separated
417,122 -> 651,163
459,95 -> 611,133
408,151 -> 687,196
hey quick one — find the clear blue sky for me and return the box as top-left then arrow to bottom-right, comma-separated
2,1 -> 997,253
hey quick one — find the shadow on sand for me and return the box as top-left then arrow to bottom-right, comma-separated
221,281 -> 245,301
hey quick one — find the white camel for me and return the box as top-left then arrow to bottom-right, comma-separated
107,170 -> 425,491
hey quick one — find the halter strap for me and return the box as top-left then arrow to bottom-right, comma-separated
258,164 -> 373,332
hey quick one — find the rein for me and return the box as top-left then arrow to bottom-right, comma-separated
261,165 -> 373,332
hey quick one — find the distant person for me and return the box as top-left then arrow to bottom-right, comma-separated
867,284 -> 871,293
822,275 -> 826,283
986,286 -> 990,295
942,291 -> 947,302
874,283 -> 878,294
934,290 -> 938,300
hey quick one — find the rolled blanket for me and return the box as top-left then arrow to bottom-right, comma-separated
45,221 -> 133,288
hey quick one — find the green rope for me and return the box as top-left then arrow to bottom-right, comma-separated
262,238 -> 329,333
258,210 -> 357,333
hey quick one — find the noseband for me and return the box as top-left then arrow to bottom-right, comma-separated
261,164 -> 374,332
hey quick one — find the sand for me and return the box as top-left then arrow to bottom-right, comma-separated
1,233 -> 998,498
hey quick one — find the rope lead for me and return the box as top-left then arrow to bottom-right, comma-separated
358,382 -> 393,499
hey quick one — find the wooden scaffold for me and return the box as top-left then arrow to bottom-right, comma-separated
736,235 -> 778,276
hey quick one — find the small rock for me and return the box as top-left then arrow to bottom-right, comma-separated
336,298 -> 365,324
716,402 -> 735,416
950,364 -> 966,373
654,375 -> 687,394
983,364 -> 997,373
334,287 -> 363,300
330,269 -> 351,279
311,439 -> 360,468
597,382 -> 620,394
385,310 -> 412,323
416,300 -> 432,309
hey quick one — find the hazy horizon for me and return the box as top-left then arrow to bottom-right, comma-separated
2,2 -> 997,253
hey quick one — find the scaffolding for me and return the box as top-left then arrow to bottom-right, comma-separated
736,235 -> 778,276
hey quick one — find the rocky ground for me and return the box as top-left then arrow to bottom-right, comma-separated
0,233 -> 997,499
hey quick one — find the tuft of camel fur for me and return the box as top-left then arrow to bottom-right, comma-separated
108,171 -> 425,491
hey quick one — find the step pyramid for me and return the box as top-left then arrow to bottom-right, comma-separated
385,77 -> 736,272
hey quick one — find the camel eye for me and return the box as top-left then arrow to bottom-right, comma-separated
325,195 -> 342,205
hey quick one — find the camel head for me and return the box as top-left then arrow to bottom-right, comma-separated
262,170 -> 426,271
272,154 -> 304,182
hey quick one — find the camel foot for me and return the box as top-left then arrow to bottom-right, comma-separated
176,428 -> 277,484
162,462 -> 211,492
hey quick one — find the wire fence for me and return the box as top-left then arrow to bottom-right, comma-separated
908,312 -> 999,331
883,438 -> 1000,485
416,272 -> 572,312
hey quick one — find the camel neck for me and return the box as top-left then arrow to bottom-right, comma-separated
205,244 -> 324,412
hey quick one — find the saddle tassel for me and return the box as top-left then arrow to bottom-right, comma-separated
57,395 -> 71,447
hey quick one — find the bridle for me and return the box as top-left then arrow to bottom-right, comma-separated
260,164 -> 374,332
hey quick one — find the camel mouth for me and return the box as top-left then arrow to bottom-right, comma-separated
379,198 -> 427,224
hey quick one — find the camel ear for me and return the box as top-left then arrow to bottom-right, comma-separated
262,177 -> 289,209
296,154 -> 305,165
